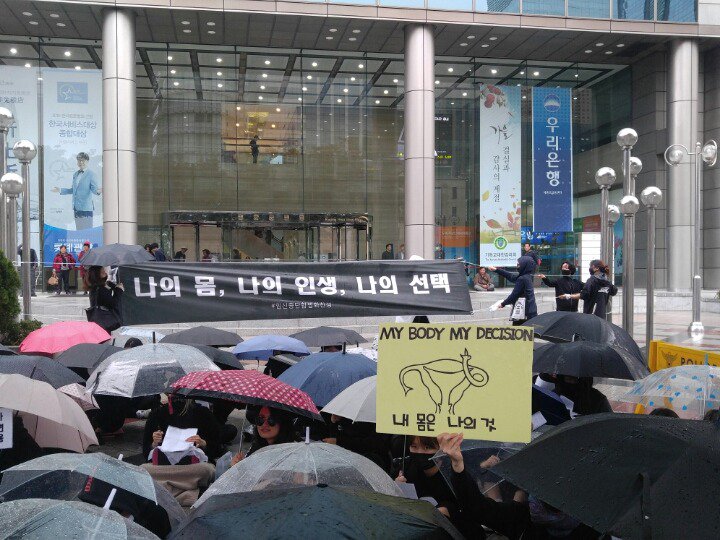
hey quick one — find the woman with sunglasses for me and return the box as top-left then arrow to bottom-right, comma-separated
231,405 -> 299,465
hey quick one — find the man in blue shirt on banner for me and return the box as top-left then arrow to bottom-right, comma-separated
52,152 -> 101,230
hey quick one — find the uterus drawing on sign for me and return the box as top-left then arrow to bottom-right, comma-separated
399,348 -> 489,415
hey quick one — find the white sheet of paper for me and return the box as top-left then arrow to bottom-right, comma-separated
159,426 -> 197,453
0,408 -> 13,449
531,411 -> 547,430
396,482 -> 418,499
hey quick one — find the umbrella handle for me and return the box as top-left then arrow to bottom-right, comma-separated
103,488 -> 117,510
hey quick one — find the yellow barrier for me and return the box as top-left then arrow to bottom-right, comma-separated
648,340 -> 720,372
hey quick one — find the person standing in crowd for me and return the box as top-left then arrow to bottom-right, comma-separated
231,406 -> 299,465
16,244 -> 38,297
250,135 -> 260,164
52,245 -> 76,295
396,244 -> 405,259
488,256 -> 538,325
473,266 -> 495,292
144,244 -> 151,253
173,247 -> 188,262
77,241 -> 91,295
51,152 -> 101,231
553,376 -> 612,416
564,259 -> 617,319
381,243 -> 394,260
87,265 -> 124,332
538,261 -> 583,312
201,249 -> 212,262
149,243 -> 166,262
523,242 -> 541,265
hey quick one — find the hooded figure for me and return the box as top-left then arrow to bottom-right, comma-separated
540,261 -> 584,312
553,376 -> 612,416
580,260 -> 617,319
494,256 -> 538,324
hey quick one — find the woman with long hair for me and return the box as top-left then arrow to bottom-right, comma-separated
564,259 -> 617,319
230,406 -> 299,465
86,265 -> 124,327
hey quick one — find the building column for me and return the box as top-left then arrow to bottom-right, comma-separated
667,39 -> 699,291
404,25 -> 435,260
102,8 -> 137,245
703,47 -> 720,289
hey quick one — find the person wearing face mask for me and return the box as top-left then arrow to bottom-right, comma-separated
538,261 -> 583,312
563,259 -> 617,319
231,406 -> 299,465
488,255 -> 538,325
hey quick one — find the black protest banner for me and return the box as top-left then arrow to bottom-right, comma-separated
118,259 -> 472,325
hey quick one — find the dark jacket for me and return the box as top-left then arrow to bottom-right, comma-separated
496,256 -> 538,320
524,249 -> 541,265
0,417 -> 43,480
554,378 -> 613,416
90,281 -> 123,314
333,421 -> 392,473
17,247 -> 38,269
542,276 -> 583,312
143,402 -> 222,461
580,272 -> 617,318
153,249 -> 167,262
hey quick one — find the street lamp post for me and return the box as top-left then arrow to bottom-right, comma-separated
617,128 -> 639,336
0,107 -> 15,256
0,173 -> 23,278
664,139 -> 718,339
12,141 -> 37,321
640,187 -> 662,345
606,204 -> 621,323
595,167 -> 617,273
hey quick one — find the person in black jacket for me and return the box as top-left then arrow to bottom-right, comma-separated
87,265 -> 124,329
489,256 -> 538,325
538,261 -> 583,312
565,259 -> 617,319
230,405 -> 300,466
553,376 -> 612,416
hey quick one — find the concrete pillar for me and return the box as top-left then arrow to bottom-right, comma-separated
404,25 -> 435,260
667,39 -> 699,291
703,46 -> 720,289
102,8 -> 137,245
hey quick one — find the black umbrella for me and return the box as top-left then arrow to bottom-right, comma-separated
523,312 -> 643,364
174,486 -> 462,539
264,353 -> 303,378
0,344 -> 17,356
290,326 -> 367,347
492,414 -> 720,540
0,355 -> 84,388
56,343 -> 122,371
160,326 -> 242,348
191,345 -> 244,370
533,341 -> 649,381
79,243 -> 155,267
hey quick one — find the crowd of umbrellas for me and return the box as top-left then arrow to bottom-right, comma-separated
0,310 -> 719,539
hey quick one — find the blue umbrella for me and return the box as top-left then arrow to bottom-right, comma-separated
278,352 -> 377,407
232,335 -> 310,360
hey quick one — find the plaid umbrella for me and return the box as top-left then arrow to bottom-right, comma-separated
170,370 -> 322,421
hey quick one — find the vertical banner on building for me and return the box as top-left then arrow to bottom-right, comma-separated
0,66 -> 40,258
479,84 -> 522,266
532,87 -> 573,232
41,68 -> 103,265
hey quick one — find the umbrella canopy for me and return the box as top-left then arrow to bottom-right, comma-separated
0,344 -> 17,355
322,375 -> 377,423
179,486 -> 462,539
290,326 -> 367,347
278,352 -> 377,407
0,499 -> 159,539
622,364 -> 720,418
533,341 -> 649,381
86,344 -> 219,398
190,345 -> 244,370
523,312 -> 643,364
0,355 -> 84,388
170,370 -> 321,421
195,442 -> 401,509
0,374 -> 98,452
160,326 -> 242,348
79,242 -> 155,267
492,414 -> 720,540
232,335 -> 310,360
56,343 -> 123,371
20,321 -> 111,355
58,383 -> 99,411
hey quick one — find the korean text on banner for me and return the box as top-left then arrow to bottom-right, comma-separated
648,341 -> 720,372
376,324 -> 533,443
479,84 -> 522,266
119,260 -> 472,325
41,68 -> 103,265
532,87 -> 573,232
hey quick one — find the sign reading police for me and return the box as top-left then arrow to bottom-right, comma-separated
376,323 -> 533,442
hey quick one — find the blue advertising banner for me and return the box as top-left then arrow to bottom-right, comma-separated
532,88 -> 573,232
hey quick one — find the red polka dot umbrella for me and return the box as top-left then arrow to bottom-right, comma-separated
170,370 -> 322,421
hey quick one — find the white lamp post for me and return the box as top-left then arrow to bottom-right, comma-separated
640,186 -> 662,345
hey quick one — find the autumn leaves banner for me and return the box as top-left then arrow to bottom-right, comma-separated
479,84 -> 522,266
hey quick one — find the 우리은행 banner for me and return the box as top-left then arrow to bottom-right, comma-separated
376,323 -> 533,442
118,260 -> 472,325
479,84 -> 522,266
532,87 -> 573,232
